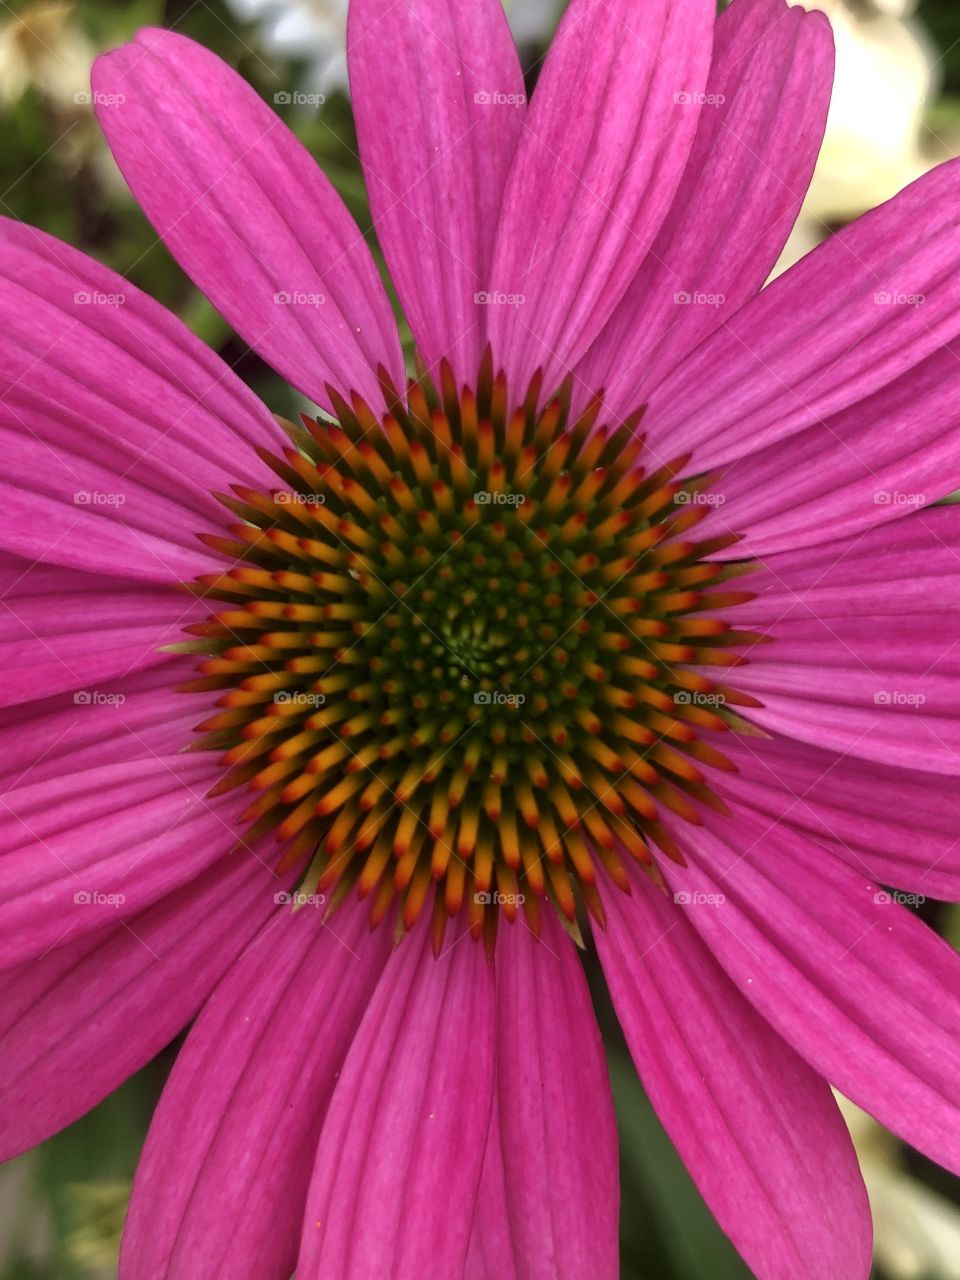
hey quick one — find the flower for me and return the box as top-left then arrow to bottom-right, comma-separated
1,1 -> 960,1278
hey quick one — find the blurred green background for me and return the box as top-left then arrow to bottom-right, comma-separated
2,0 -> 960,1276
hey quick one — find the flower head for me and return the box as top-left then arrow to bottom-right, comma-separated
2,2 -> 960,1278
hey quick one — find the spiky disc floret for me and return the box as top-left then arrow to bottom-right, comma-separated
180,354 -> 764,946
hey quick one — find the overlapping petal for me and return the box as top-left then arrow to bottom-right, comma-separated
93,29 -> 404,411
597,867 -> 871,1280
0,755 -> 242,970
298,915 -> 495,1278
121,895 -> 394,1280
718,732 -> 960,899
667,809 -> 960,1176
487,0 -> 714,393
643,156 -> 960,468
348,0 -> 525,382
717,507 -> 960,771
0,850 -> 286,1160
578,0 -> 833,423
0,218 -> 282,580
492,913 -> 619,1279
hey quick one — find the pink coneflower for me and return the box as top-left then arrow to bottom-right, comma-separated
1,0 -> 959,1275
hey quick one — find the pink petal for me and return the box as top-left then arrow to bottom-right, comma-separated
298,915 -> 496,1277
0,218 -> 281,581
93,29 -> 403,412
492,912 -> 618,1279
348,0 -> 525,384
0,755 -> 244,970
0,659 -> 197,789
121,895 -> 394,1280
487,0 -> 714,395
0,849 -> 287,1160
719,507 -> 960,771
597,866 -> 871,1280
643,155 -> 960,468
578,0 -> 832,419
464,1103 -> 518,1280
718,731 -> 960,900
666,808 -> 960,1175
709,346 -> 960,555
0,554 -> 197,707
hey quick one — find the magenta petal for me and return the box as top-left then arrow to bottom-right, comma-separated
0,851 -> 286,1160
644,155 -> 960,467
464,1103 -> 518,1280
667,809 -> 960,1175
93,29 -> 403,411
0,755 -> 240,970
0,219 -> 281,580
597,867 -> 871,1280
348,0 -> 524,384
709,346 -> 960,554
120,896 -> 394,1280
297,915 -> 495,1277
0,554 -> 197,706
578,0 -> 833,420
492,913 -> 618,1278
487,0 -> 714,394
718,731 -> 960,900
715,507 -> 960,772
0,659 -> 196,789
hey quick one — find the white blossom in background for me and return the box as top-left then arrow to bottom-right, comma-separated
776,0 -> 943,271
0,2 -> 95,109
840,1097 -> 960,1280
225,0 -> 559,98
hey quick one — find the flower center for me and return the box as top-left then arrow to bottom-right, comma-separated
180,354 -> 762,946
